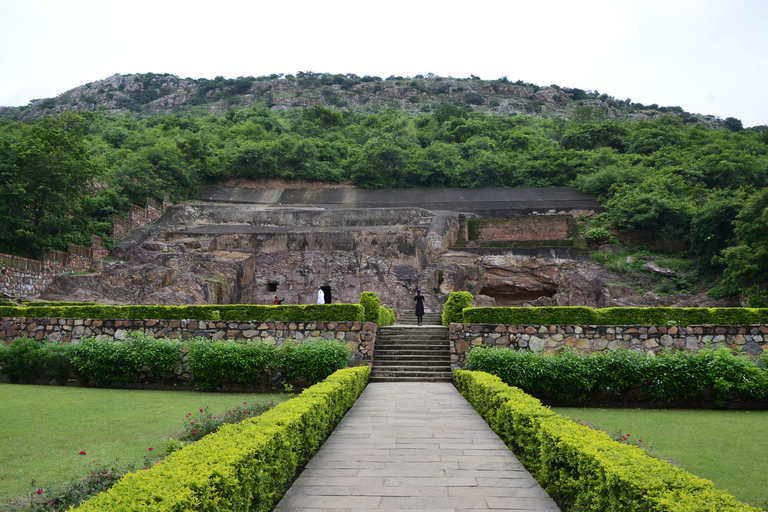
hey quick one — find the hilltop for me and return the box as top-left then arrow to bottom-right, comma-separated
0,72 -> 725,128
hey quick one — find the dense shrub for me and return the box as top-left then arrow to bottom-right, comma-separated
279,338 -> 353,386
39,341 -> 78,385
465,347 -> 768,407
72,367 -> 370,512
187,339 -> 277,391
442,291 -> 473,326
454,370 -> 760,511
377,306 -> 396,327
359,292 -> 380,322
461,306 -> 768,325
0,336 -> 42,383
0,303 -> 365,322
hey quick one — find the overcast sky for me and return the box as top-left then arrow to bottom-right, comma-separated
1,0 -> 766,127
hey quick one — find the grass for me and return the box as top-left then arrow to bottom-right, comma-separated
0,384 -> 288,504
553,407 -> 768,509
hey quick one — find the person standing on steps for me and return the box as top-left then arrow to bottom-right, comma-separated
414,289 -> 425,326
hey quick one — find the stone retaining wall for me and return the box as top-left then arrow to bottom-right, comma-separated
0,317 -> 376,361
450,323 -> 768,368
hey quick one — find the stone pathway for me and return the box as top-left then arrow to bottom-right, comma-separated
273,382 -> 560,511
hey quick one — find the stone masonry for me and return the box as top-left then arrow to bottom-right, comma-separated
450,323 -> 768,368
0,317 -> 376,362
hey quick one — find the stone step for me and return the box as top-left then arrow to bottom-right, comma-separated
373,355 -> 451,363
372,321 -> 451,382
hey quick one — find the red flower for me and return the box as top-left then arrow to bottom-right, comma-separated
148,447 -> 153,451
37,489 -> 43,495
200,408 -> 203,412
626,434 -> 630,437
192,430 -> 198,434
79,451 -> 86,455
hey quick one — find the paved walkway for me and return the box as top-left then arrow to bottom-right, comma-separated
274,382 -> 560,511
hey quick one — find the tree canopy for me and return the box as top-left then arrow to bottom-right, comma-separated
1,104 -> 767,295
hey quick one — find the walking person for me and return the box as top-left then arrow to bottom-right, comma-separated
414,289 -> 425,326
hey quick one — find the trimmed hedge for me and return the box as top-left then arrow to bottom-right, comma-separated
461,306 -> 768,325
0,303 -> 365,322
72,366 -> 370,512
377,306 -> 395,327
359,292 -> 380,323
454,370 -> 760,511
442,291 -> 473,326
465,346 -> 768,407
0,334 -> 356,390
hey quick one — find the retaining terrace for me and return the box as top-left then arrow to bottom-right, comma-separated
0,317 -> 376,362
450,323 -> 768,368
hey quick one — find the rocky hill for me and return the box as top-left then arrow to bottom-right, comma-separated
0,72 -> 723,127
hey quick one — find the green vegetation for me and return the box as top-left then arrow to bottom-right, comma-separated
0,384 -> 287,504
461,305 -> 768,325
455,370 -> 761,511
552,408 -> 768,508
0,333 -> 355,390
71,367 -> 369,512
442,291 -> 474,326
0,303 -> 365,322
1,81 -> 767,299
464,346 -> 768,407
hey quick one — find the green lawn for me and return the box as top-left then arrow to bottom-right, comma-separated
0,384 -> 288,504
553,407 -> 768,509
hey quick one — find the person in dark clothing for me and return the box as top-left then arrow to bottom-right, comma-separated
414,289 -> 425,326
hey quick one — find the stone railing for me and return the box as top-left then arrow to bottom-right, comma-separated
450,323 -> 768,368
0,317 -> 376,362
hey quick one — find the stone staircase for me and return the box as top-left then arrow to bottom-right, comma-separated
397,312 -> 443,326
370,313 -> 451,382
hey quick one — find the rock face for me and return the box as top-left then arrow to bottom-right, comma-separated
39,186 -> 735,312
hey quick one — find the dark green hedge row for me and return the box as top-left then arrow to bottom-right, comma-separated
465,346 -> 768,407
74,367 -> 370,512
462,306 -> 768,325
0,333 -> 354,390
0,303 -> 365,322
455,370 -> 760,511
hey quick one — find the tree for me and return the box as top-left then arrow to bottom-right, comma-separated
724,117 -> 744,132
719,188 -> 768,290
0,113 -> 97,257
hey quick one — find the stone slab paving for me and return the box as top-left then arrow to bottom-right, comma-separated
273,382 -> 560,511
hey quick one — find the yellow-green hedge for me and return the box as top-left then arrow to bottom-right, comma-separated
461,306 -> 768,326
454,370 -> 760,512
72,366 -> 370,511
0,303 -> 365,322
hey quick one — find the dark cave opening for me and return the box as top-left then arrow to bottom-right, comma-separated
479,283 -> 557,306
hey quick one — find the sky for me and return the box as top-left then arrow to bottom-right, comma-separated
1,0 -> 766,127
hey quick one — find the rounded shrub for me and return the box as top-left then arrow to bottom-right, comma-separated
442,291 -> 473,326
359,292 -> 381,323
0,336 -> 42,383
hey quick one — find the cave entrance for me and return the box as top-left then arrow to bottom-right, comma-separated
479,283 -> 557,306
321,285 -> 332,304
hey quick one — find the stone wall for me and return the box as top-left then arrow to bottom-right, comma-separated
0,235 -> 110,300
449,323 -> 768,368
0,317 -> 376,362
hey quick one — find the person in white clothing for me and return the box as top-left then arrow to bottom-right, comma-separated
317,287 -> 325,304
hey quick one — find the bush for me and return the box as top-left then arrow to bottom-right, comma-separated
72,367 -> 370,512
359,292 -> 380,323
187,339 -> 277,391
279,338 -> 353,386
442,291 -> 473,326
377,306 -> 396,327
0,336 -> 42,383
39,341 -> 77,385
465,346 -> 768,407
454,370 -> 760,511
0,304 -> 366,323
461,306 -> 768,326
